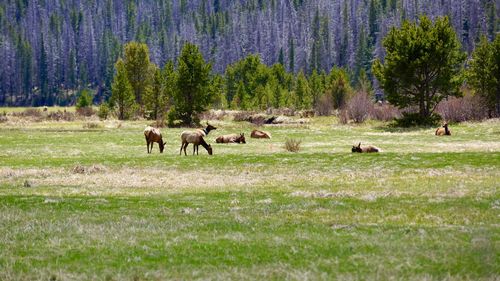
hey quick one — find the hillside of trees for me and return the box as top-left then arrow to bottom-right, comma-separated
0,0 -> 498,106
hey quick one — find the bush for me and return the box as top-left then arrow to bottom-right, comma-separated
315,94 -> 333,116
346,91 -> 372,123
97,103 -> 110,120
370,103 -> 401,121
76,106 -> 94,117
393,112 -> 442,127
338,109 -> 349,125
47,110 -> 75,121
436,94 -> 488,122
284,138 -> 301,152
83,122 -> 102,129
22,108 -> 42,117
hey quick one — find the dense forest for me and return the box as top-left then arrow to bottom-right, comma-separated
0,0 -> 498,106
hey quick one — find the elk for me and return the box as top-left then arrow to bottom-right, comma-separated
179,130 -> 213,155
250,129 -> 271,139
144,126 -> 165,153
352,142 -> 381,153
215,133 -> 246,144
435,123 -> 451,136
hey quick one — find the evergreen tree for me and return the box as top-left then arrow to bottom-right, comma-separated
308,70 -> 324,106
368,0 -> 379,45
170,43 -> 212,126
144,65 -> 167,120
327,67 -> 353,109
373,16 -> 466,119
278,47 -> 284,66
339,1 -> 349,67
468,35 -> 500,116
76,88 -> 93,109
111,59 -> 135,120
38,35 -> 49,106
123,42 -> 153,106
288,36 -> 295,72
310,9 -> 321,73
295,71 -> 313,109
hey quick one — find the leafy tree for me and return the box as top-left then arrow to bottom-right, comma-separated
123,41 -> 153,106
468,35 -> 500,116
373,16 -> 466,119
111,59 -> 135,120
170,43 -> 212,126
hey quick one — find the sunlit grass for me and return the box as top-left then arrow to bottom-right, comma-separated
0,116 -> 499,280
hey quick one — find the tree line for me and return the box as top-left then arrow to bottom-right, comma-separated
103,15 -> 499,126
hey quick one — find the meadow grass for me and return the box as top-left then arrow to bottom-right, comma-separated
0,116 -> 499,280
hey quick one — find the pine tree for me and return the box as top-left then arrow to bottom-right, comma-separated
295,71 -> 313,109
368,0 -> 379,45
38,35 -> 49,106
310,9 -> 321,73
111,59 -> 135,120
144,65 -> 167,120
288,36 -> 295,72
327,67 -> 353,109
468,35 -> 500,116
123,42 -> 153,106
170,42 -> 212,126
373,16 -> 466,119
278,47 -> 284,66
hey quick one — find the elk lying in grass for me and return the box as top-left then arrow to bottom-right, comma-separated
250,129 -> 271,139
215,133 -> 246,144
144,126 -> 166,153
435,123 -> 451,136
352,142 -> 381,153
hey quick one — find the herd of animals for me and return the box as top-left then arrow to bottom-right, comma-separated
143,122 -> 452,155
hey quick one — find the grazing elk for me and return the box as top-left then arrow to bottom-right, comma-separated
352,142 -> 381,153
144,126 -> 166,153
179,124 -> 215,156
179,130 -> 213,155
435,123 -> 451,136
250,129 -> 271,139
215,133 -> 246,144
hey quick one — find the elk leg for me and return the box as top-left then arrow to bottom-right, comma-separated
180,142 -> 187,156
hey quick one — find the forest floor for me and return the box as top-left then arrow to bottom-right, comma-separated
0,115 -> 499,280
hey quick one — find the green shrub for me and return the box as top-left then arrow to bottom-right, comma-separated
76,89 -> 94,109
284,138 -> 302,152
98,103 -> 110,120
393,112 -> 442,127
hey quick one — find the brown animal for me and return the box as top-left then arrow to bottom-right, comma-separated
352,142 -> 381,153
435,123 -> 451,136
144,126 -> 166,153
179,130 -> 213,155
215,133 -> 246,144
178,124 -> 216,156
250,129 -> 271,139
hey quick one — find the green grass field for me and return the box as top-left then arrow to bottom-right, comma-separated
0,116 -> 499,280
